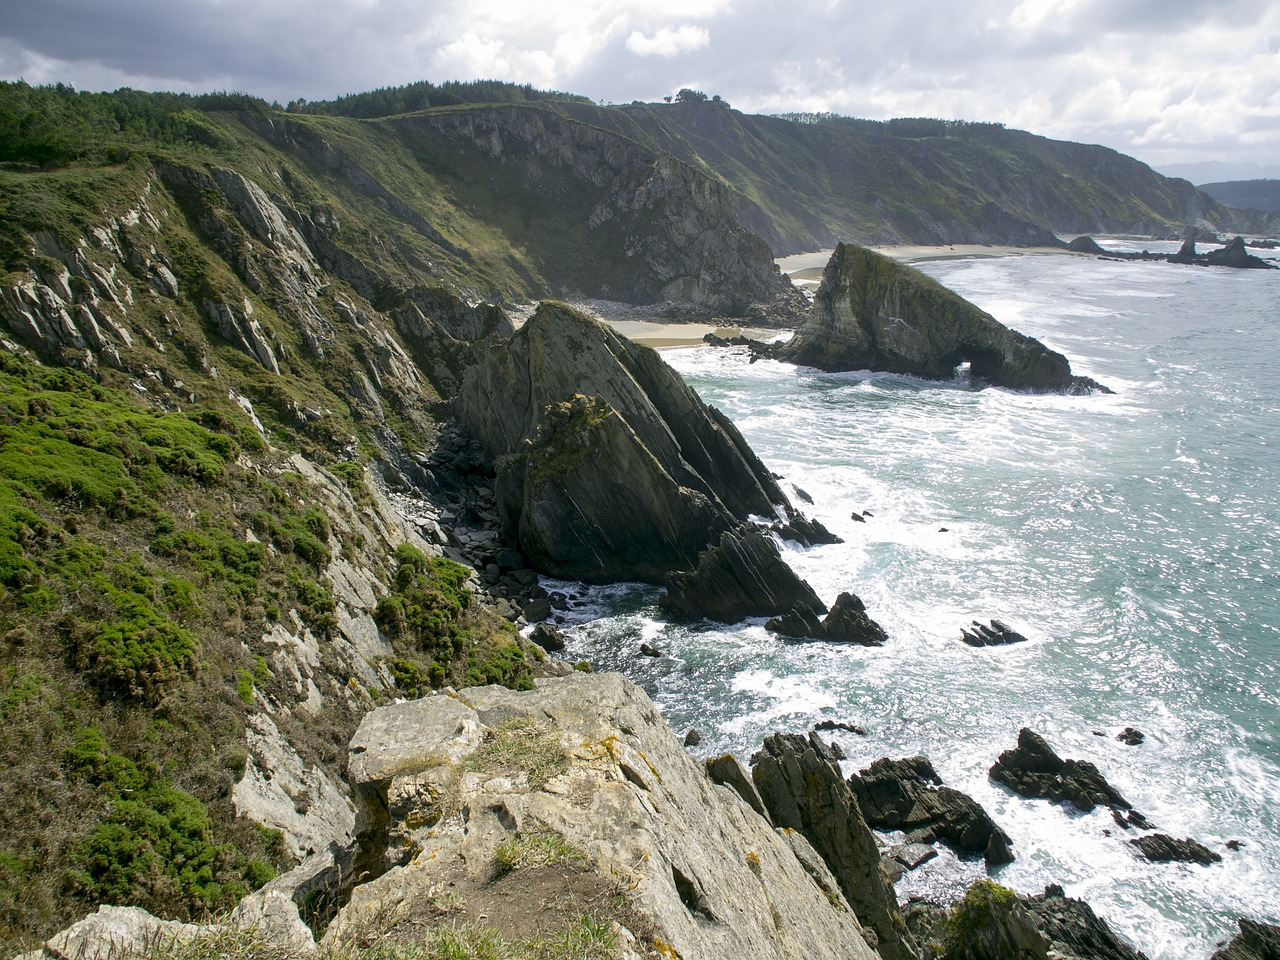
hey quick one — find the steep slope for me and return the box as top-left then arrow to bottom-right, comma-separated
547,100 -> 1262,253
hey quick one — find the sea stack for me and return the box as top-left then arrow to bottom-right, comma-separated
781,243 -> 1111,394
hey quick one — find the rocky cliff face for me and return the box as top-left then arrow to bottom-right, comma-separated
454,301 -> 844,625
387,105 -> 803,317
781,243 -> 1109,393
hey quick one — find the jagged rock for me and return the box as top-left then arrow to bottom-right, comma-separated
204,297 -> 280,374
1129,833 -> 1222,865
989,728 -> 1130,813
961,619 -> 1029,647
683,728 -> 702,746
640,642 -> 663,657
767,590 -> 887,644
751,732 -> 916,960
454,303 -> 831,622
906,883 -> 1148,960
1211,919 -> 1280,960
662,525 -> 827,623
1206,236 -> 1276,269
1116,727 -> 1145,746
780,243 -> 1111,394
849,756 -> 1014,866
528,622 -> 565,651
334,672 -> 878,960
1168,237 -> 1199,264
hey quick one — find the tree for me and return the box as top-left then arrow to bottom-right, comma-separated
675,88 -> 708,103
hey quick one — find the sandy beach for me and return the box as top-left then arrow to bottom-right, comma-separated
778,244 -> 1082,293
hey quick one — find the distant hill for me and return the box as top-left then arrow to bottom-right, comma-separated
1197,179 -> 1280,213
1158,160 -> 1280,184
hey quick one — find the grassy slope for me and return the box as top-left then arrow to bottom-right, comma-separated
0,93 -> 546,949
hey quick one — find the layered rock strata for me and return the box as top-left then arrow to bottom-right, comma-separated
456,301 -> 864,629
780,244 -> 1110,394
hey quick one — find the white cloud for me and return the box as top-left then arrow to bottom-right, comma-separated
625,24 -> 711,58
1,0 -> 1278,166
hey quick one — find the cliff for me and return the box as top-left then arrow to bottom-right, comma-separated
780,243 -> 1109,393
455,301 -> 840,625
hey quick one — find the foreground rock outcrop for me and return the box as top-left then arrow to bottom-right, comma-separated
752,732 -> 916,960
333,672 -> 880,959
779,244 -> 1110,394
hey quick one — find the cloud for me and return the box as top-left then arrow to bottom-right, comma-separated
625,25 -> 710,58
0,0 -> 1277,166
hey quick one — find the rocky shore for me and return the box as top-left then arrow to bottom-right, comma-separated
16,673 -> 1276,960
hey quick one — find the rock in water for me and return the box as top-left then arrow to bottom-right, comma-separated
768,590 -> 889,644
751,732 -> 917,960
989,728 -> 1131,812
1211,919 -> 1280,960
1129,833 -> 1222,865
1206,236 -> 1277,269
780,243 -> 1111,394
848,756 -> 1015,866
1067,235 -> 1107,254
961,618 -> 1029,647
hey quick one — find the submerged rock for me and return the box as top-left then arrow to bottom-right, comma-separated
849,755 -> 1014,866
779,243 -> 1111,394
989,728 -> 1131,813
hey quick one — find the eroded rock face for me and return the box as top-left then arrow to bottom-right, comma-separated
334,672 -> 879,960
848,756 -> 1014,866
780,244 -> 1110,394
456,301 -> 850,625
1128,833 -> 1222,865
751,732 -> 916,960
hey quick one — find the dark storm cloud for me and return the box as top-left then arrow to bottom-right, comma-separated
1,0 -> 1276,166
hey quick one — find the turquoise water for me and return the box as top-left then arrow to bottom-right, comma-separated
548,244 -> 1280,958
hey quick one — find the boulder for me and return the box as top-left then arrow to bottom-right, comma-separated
779,243 -> 1110,394
332,672 -> 879,960
1129,833 -> 1222,865
989,728 -> 1131,813
752,732 -> 917,960
1116,727 -> 1145,746
528,622 -> 565,652
1211,919 -> 1280,960
18,906 -> 206,960
849,756 -> 1015,866
961,619 -> 1029,647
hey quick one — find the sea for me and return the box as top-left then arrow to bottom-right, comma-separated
546,239 -> 1280,959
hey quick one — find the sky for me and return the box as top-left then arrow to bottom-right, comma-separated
2,0 -> 1279,176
